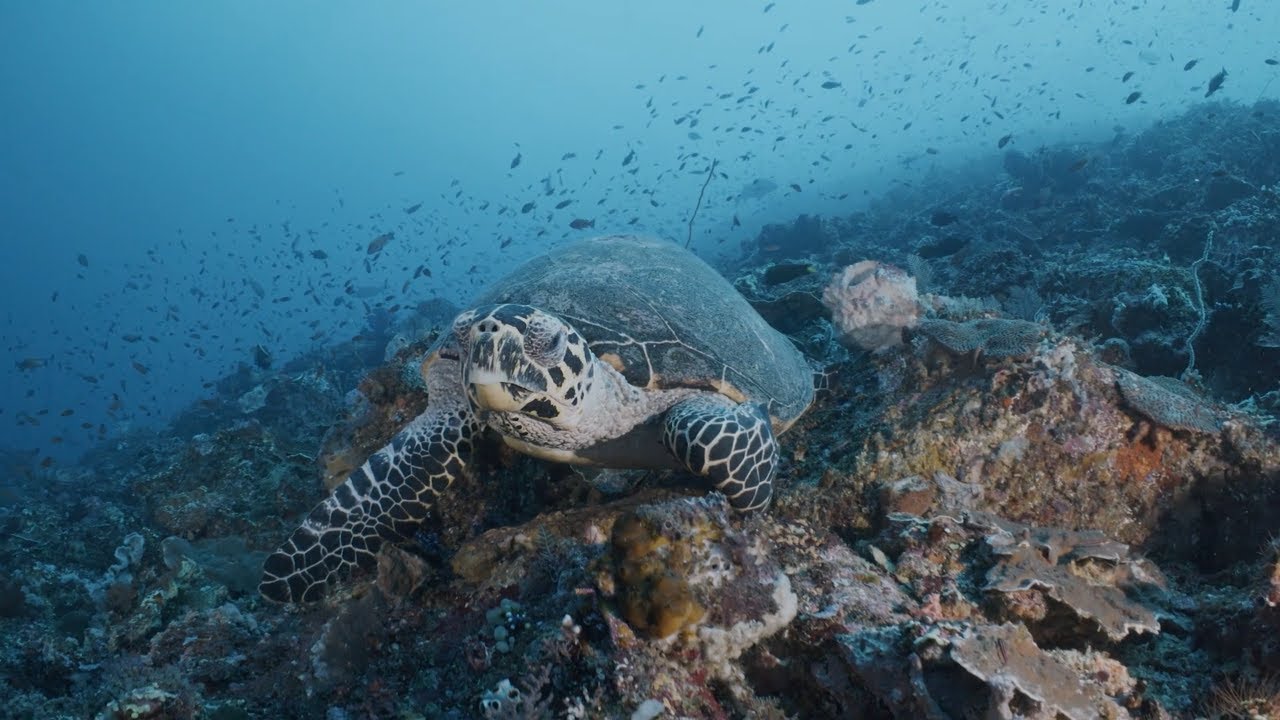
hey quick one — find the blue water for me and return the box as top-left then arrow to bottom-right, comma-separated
2,1 -> 1276,466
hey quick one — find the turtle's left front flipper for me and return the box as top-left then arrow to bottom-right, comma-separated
260,353 -> 477,603
661,394 -> 778,511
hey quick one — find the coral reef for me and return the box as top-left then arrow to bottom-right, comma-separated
1,100 -> 1278,718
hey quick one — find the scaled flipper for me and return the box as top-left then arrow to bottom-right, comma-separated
661,394 -> 778,512
260,354 -> 476,602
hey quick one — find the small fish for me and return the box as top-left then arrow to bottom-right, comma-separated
732,215 -> 741,228
821,80 -> 842,89
1230,0 -> 1240,10
569,218 -> 595,230
997,133 -> 1013,148
1125,91 -> 1142,104
60,409 -> 73,417
404,202 -> 422,214
16,357 -> 45,371
763,2 -> 774,11
393,170 -> 404,176
789,183 -> 802,192
1122,70 -> 1135,82
500,237 -> 514,249
555,199 -> 573,209
1267,59 -> 1279,66
1183,59 -> 1199,71
622,149 -> 636,166
696,25 -> 704,38
510,152 -> 522,169
521,201 -> 536,214
367,232 -> 394,254
1205,68 -> 1227,97
132,361 -> 149,375
310,249 -> 328,260
561,152 -> 577,160
1068,157 -> 1090,172
121,334 -> 142,343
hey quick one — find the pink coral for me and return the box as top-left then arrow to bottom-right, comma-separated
822,260 -> 921,352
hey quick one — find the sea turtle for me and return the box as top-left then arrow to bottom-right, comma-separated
260,235 -> 815,602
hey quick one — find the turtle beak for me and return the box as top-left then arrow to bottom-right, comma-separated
469,380 -> 528,412
464,326 -> 549,409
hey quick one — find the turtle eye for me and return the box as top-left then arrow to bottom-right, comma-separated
451,312 -> 475,347
524,323 -> 567,367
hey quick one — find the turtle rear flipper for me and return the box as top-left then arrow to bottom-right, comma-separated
260,386 -> 476,603
661,395 -> 778,512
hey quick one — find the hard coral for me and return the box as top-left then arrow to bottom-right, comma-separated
916,317 -> 1046,359
947,623 -> 1132,720
841,622 -> 1135,720
1114,367 -> 1226,433
980,515 -> 1162,644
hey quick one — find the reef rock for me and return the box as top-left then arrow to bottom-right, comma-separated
601,493 -> 797,680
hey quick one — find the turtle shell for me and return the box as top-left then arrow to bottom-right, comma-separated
473,235 -> 814,429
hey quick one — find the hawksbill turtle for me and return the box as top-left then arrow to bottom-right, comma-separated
261,235 -> 815,602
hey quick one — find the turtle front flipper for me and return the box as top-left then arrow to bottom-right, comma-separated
661,395 -> 778,512
260,352 -> 478,603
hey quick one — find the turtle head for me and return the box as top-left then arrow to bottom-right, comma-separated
454,304 -> 594,427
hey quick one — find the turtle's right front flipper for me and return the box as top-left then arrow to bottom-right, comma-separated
260,351 -> 477,603
661,394 -> 778,512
